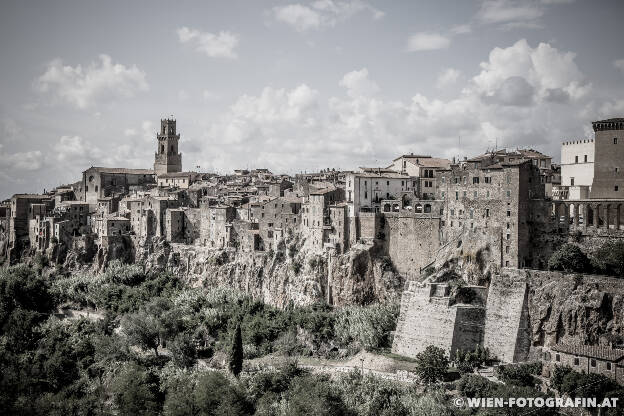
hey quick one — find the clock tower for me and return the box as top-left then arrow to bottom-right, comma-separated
154,118 -> 182,175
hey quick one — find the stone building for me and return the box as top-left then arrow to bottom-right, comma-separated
590,118 -> 624,199
387,154 -> 452,199
346,171 -> 416,217
557,118 -> 624,200
154,118 -> 182,175
157,172 -> 200,189
81,167 -> 155,208
93,216 -> 131,237
302,187 -> 343,252
200,204 -> 236,248
544,344 -> 624,385
165,207 -> 201,244
8,194 -> 53,248
436,159 -> 548,268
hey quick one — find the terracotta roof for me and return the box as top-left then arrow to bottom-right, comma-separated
392,154 -> 431,161
158,172 -> 200,178
551,343 -> 624,362
87,167 -> 154,175
406,157 -> 452,169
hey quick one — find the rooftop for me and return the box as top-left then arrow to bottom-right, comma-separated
86,167 -> 154,175
551,343 -> 624,362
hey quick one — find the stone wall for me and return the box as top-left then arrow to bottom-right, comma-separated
483,270 -> 530,362
382,213 -> 440,279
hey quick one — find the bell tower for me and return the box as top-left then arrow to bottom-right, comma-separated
154,118 -> 182,175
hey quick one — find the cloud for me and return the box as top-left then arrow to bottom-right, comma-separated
436,68 -> 462,88
477,0 -> 544,25
614,59 -> 624,74
272,0 -> 384,32
407,32 -> 451,52
339,68 -> 379,97
177,27 -> 239,59
0,144 -> 44,172
194,39 -> 602,175
35,54 -> 148,109
450,24 -> 472,35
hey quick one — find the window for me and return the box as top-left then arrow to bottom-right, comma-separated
364,191 -> 368,199
615,137 -> 618,144
505,246 -> 510,254
574,357 -> 580,366
463,191 -> 467,198
486,190 -> 490,198
507,210 -> 511,217
590,359 -> 596,368
441,191 -> 445,199
486,209 -> 490,217
506,190 -> 511,198
484,177 -> 491,184
450,209 -> 455,216
473,177 -> 480,184
615,186 -> 619,192
607,362 -> 612,371
575,155 -> 578,163
584,155 -> 587,163
470,209 -> 474,219
454,177 -> 459,184
505,260 -> 509,267
455,192 -> 459,200
463,177 -> 467,185
387,181 -> 389,186
474,191 -> 478,198
570,177 -> 575,186
507,223 -> 510,229
506,234 -> 510,240
555,353 -> 560,362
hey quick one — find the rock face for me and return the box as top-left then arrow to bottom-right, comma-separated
137,238 -> 405,308
523,269 -> 624,349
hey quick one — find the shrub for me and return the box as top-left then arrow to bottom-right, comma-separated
495,362 -> 540,387
592,241 -> 624,277
334,302 -> 399,351
547,243 -> 590,273
414,345 -> 449,384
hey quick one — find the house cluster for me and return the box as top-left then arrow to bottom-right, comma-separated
1,118 -> 622,271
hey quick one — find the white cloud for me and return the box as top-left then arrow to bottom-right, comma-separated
196,39 -> 600,175
614,59 -> 624,74
407,32 -> 451,52
450,24 -> 472,34
272,0 -> 384,32
177,27 -> 239,59
35,54 -> 149,109
436,68 -> 462,88
0,144 -> 44,172
339,68 -> 379,97
477,0 -> 544,25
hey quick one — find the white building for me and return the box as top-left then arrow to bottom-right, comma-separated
345,172 -> 417,217
560,139 -> 594,199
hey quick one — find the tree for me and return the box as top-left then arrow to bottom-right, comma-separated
414,345 -> 449,384
547,243 -> 590,273
111,363 -> 160,416
229,323 -> 243,377
592,241 -> 624,277
169,332 -> 197,368
121,311 -> 161,356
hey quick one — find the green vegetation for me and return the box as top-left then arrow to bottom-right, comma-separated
547,241 -> 624,277
413,345 -> 449,384
548,243 -> 591,273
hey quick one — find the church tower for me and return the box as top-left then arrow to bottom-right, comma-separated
154,118 -> 182,175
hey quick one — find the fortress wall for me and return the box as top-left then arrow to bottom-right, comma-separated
384,215 -> 440,279
483,270 -> 529,362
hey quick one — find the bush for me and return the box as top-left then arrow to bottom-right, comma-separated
547,243 -> 590,273
592,241 -> 624,277
334,303 -> 399,351
457,374 -> 495,398
495,362 -> 540,387
414,345 -> 449,384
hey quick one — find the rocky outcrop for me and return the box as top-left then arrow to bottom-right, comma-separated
138,238 -> 405,308
522,269 -> 624,348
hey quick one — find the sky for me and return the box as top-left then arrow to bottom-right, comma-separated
1,0 -> 623,199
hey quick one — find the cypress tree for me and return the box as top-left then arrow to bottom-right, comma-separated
229,323 -> 243,377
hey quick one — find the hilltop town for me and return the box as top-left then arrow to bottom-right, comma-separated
1,116 -> 624,382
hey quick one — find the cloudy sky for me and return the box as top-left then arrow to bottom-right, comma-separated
1,0 -> 623,199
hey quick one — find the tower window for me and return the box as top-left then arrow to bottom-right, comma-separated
584,155 -> 587,163
615,138 -> 618,144
161,145 -> 164,153
575,156 -> 578,163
